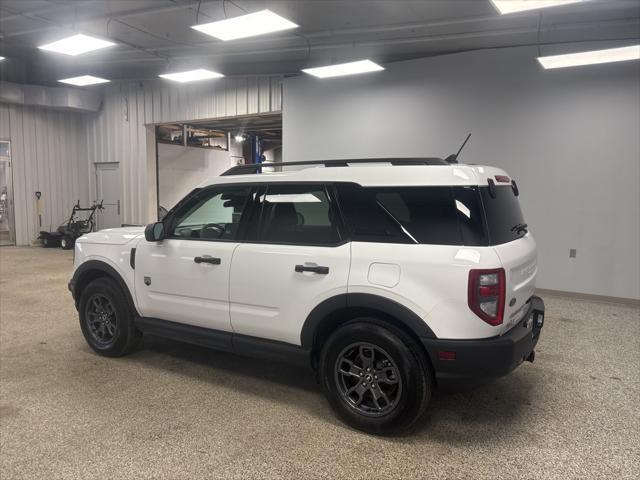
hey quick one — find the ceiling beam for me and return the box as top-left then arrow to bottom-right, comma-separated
0,0 -> 222,38
57,17 -> 640,66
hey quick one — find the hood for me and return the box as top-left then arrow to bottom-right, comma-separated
77,226 -> 145,245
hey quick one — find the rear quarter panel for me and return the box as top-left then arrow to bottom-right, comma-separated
348,242 -> 505,339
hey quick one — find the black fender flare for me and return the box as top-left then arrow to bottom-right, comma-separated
300,293 -> 437,350
70,260 -> 139,315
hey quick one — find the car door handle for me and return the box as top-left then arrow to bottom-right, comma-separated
194,256 -> 221,265
295,264 -> 329,274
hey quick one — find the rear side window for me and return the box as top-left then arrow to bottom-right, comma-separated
258,184 -> 341,245
336,184 -> 487,246
480,185 -> 526,245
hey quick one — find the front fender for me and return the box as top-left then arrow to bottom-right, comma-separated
70,259 -> 139,316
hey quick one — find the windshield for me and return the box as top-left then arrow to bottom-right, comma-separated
480,185 -> 526,245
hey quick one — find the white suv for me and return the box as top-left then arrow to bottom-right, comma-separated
69,158 -> 544,435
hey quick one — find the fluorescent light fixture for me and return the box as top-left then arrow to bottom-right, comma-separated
0,56 -> 5,61
302,60 -> 384,78
58,75 -> 110,86
38,34 -> 116,56
234,134 -> 245,142
538,45 -> 640,69
490,0 -> 586,14
159,69 -> 224,83
191,9 -> 298,41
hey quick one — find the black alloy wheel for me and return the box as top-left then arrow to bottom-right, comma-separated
334,342 -> 402,416
85,293 -> 119,347
78,277 -> 141,357
320,319 -> 432,435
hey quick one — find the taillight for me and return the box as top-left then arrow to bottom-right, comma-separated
468,268 -> 505,326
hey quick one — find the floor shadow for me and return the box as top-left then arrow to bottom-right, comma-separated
126,335 -> 327,409
126,335 -> 537,439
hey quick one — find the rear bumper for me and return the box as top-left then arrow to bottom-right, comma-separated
421,296 -> 545,391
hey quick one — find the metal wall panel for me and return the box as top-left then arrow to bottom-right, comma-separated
0,103 -> 89,245
0,75 -> 282,244
85,76 -> 283,225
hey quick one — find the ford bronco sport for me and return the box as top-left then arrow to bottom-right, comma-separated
69,158 -> 544,435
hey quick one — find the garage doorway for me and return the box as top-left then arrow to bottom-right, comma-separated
154,113 -> 282,219
95,163 -> 122,229
0,140 -> 15,246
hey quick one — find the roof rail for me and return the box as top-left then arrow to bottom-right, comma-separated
221,157 -> 447,176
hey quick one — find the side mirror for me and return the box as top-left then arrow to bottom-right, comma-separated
145,222 -> 165,242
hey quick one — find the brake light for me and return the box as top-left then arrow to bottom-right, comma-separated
468,268 -> 505,326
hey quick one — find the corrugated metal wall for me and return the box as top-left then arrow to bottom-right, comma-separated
0,103 -> 90,245
85,76 -> 283,225
0,75 -> 282,244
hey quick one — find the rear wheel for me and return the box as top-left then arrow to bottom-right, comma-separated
320,319 -> 432,435
78,277 -> 141,357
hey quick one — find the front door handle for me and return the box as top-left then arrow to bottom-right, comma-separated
295,264 -> 329,274
194,256 -> 221,265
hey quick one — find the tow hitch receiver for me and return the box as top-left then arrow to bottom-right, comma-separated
526,350 -> 536,363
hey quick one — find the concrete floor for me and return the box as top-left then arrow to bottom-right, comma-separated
0,246 -> 638,480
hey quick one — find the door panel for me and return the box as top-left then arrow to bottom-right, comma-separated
134,239 -> 238,330
134,185 -> 252,331
229,183 -> 350,346
229,243 -> 350,345
95,163 -> 121,229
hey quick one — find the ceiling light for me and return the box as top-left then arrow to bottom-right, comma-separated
538,45 -> 640,69
159,69 -> 224,83
58,75 -> 110,86
0,56 -> 5,61
191,10 -> 298,41
38,34 -> 116,56
490,0 -> 586,14
234,134 -> 245,142
302,60 -> 385,78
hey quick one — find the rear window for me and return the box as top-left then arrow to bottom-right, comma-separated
480,185 -> 526,245
336,184 -> 487,246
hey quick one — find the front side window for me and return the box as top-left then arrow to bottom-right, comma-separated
258,185 -> 340,245
168,186 -> 251,240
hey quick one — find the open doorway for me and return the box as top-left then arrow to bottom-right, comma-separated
154,113 -> 281,219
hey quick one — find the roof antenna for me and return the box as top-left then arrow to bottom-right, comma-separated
445,133 -> 471,164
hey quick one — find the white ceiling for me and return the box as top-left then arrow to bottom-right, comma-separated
0,0 -> 639,85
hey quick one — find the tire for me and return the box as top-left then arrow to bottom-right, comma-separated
42,236 -> 49,247
320,319 -> 433,435
60,235 -> 74,250
78,277 -> 142,357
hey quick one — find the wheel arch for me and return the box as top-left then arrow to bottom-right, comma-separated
301,293 -> 437,368
71,260 -> 138,315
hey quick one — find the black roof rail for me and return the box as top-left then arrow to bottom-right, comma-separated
221,157 -> 447,176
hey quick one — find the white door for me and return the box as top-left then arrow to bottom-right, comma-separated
229,184 -> 350,346
134,185 -> 253,331
95,163 -> 121,229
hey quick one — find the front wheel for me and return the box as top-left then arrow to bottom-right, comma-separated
78,277 -> 141,357
320,319 -> 433,435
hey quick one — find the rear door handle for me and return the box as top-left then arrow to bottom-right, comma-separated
295,264 -> 329,274
194,256 -> 221,265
